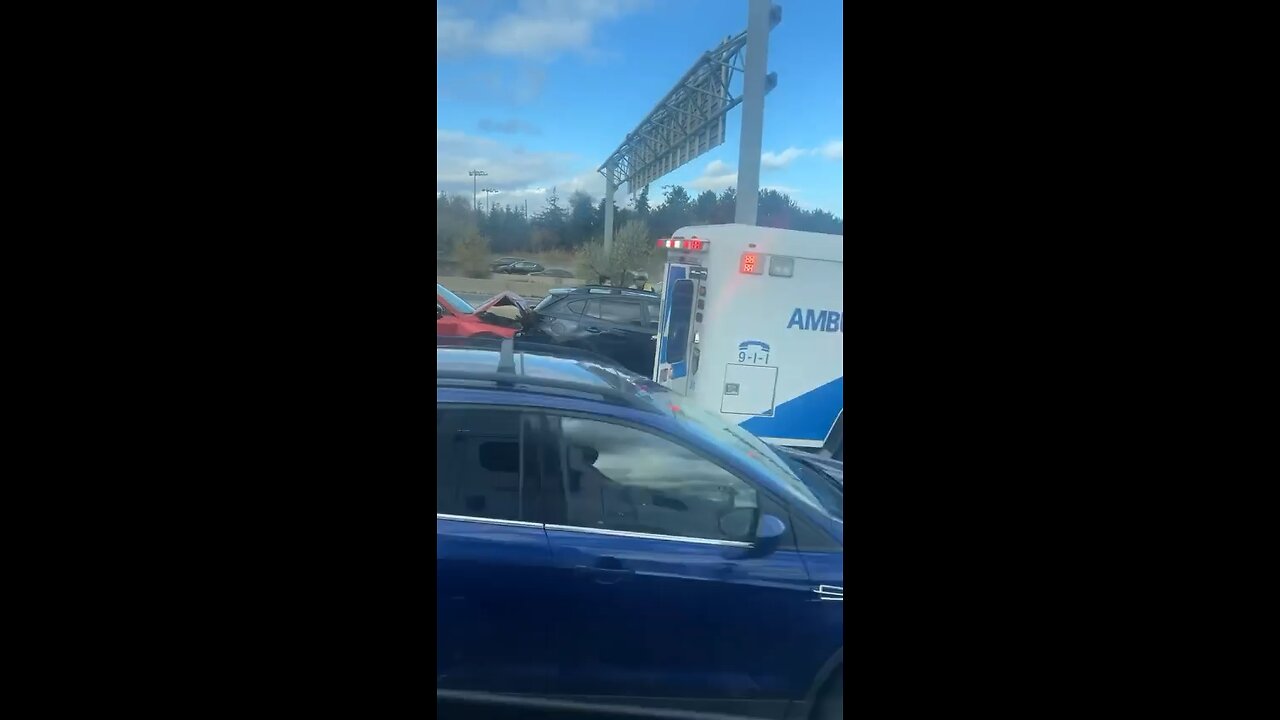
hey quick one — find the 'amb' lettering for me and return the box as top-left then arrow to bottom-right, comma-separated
786,307 -> 844,332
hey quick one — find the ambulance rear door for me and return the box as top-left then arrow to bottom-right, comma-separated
653,261 -> 706,395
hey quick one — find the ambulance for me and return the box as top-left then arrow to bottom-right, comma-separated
651,224 -> 844,459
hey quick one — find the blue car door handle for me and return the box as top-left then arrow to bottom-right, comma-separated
575,565 -> 634,585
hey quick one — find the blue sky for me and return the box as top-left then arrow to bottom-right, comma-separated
437,0 -> 844,218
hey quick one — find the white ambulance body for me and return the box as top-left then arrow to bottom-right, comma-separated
651,224 -> 844,455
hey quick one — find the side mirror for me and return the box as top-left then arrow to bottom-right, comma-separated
721,511 -> 787,559
437,303 -> 445,319
749,514 -> 787,557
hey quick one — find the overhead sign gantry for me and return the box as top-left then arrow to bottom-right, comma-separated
598,0 -> 780,259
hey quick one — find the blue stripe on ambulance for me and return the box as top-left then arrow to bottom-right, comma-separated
739,376 -> 843,442
659,265 -> 688,379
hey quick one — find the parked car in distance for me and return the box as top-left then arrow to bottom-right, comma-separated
520,285 -> 660,377
436,284 -> 528,339
496,260 -> 544,275
436,339 -> 843,720
528,268 -> 574,278
489,256 -> 526,272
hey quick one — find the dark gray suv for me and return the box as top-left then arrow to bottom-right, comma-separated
521,286 -> 660,377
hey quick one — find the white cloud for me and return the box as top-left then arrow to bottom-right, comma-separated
437,131 -> 630,211
555,168 -> 637,207
455,138 -> 839,211
691,172 -> 739,191
557,169 -> 607,199
436,129 -> 576,198
690,146 -> 819,188
761,147 -> 808,169
486,18 -> 592,58
437,0 -> 650,59
701,159 -> 728,175
689,158 -> 737,191
436,6 -> 477,55
685,158 -> 811,198
504,187 -> 547,198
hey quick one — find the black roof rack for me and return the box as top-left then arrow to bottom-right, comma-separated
436,336 -> 659,412
562,285 -> 658,297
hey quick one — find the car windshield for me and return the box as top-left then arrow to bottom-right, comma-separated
669,401 -> 834,520
436,284 -> 475,314
774,451 -> 843,521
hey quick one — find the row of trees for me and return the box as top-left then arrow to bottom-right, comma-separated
437,184 -> 843,259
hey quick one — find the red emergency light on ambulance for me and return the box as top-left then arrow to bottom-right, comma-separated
651,223 -> 845,459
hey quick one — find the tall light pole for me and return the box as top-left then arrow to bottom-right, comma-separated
468,169 -> 488,211
603,160 -> 616,261
481,188 -> 499,212
735,0 -> 780,225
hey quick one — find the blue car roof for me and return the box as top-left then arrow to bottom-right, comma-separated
437,345 -> 673,417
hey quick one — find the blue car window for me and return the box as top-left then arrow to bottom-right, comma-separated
437,409 -> 525,521
670,403 -> 829,518
551,416 -> 758,542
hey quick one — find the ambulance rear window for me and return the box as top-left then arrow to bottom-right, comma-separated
668,279 -> 694,364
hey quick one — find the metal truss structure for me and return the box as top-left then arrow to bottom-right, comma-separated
599,31 -> 775,196
598,1 -> 779,256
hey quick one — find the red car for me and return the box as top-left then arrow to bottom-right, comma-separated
436,283 -> 528,339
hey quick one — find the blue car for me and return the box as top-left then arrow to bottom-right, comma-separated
437,339 -> 843,720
